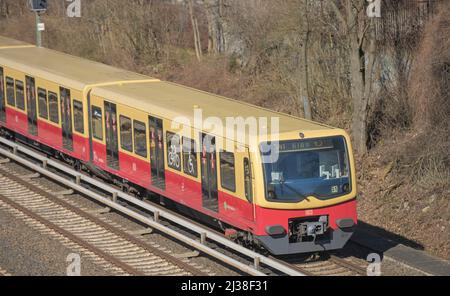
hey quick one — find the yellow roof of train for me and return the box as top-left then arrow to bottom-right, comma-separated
0,36 -> 334,139
92,81 -> 332,135
0,45 -> 152,89
0,36 -> 34,49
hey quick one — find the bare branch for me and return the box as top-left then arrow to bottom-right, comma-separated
328,0 -> 346,27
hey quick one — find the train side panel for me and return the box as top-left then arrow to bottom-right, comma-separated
0,65 -> 90,162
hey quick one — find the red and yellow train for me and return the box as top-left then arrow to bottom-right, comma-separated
0,36 -> 357,255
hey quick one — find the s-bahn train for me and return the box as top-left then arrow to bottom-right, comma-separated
0,36 -> 357,255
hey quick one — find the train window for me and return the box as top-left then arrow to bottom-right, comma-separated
73,100 -> 84,133
244,158 -> 253,202
0,68 -> 4,122
133,120 -> 147,158
166,132 -> 181,171
182,137 -> 198,177
0,68 -> 4,107
38,88 -> 48,119
48,91 -> 59,123
91,106 -> 103,140
0,67 -> 3,94
220,151 -> 236,192
15,80 -> 25,110
0,68 -> 3,122
119,115 -> 132,152
6,77 -> 15,106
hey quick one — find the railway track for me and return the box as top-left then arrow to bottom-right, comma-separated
327,255 -> 367,276
270,253 -> 367,276
0,166 -> 206,276
293,255 -> 366,276
0,137 -> 305,276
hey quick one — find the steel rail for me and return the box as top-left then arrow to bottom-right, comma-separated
329,255 -> 366,276
0,192 -> 145,276
0,137 -> 305,276
0,166 -> 206,276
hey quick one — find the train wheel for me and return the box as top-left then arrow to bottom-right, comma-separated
73,160 -> 81,172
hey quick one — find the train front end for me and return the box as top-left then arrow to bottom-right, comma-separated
253,130 -> 357,255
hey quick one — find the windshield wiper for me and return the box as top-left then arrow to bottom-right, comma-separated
284,182 -> 309,201
273,180 -> 309,202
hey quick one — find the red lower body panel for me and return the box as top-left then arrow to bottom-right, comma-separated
4,107 -> 89,162
253,200 -> 357,254
6,108 -> 28,136
165,170 -> 202,209
37,119 -> 62,149
218,191 -> 255,228
71,133 -> 89,160
118,151 -> 151,189
254,199 -> 357,236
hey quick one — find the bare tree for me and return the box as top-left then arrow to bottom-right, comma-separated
301,0 -> 312,120
188,0 -> 202,61
329,0 -> 377,155
204,0 -> 225,54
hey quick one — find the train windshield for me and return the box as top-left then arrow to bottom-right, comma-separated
261,136 -> 351,202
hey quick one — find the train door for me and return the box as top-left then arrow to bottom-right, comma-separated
0,67 -> 5,123
149,115 -> 165,190
200,133 -> 218,212
26,76 -> 38,136
243,148 -> 254,204
104,101 -> 119,170
60,87 -> 73,151
243,148 -> 256,221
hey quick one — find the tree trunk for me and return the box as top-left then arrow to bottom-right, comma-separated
350,24 -> 376,155
331,0 -> 377,155
349,33 -> 367,155
188,0 -> 202,61
204,0 -> 225,54
301,0 -> 312,120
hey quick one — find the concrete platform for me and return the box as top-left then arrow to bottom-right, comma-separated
352,227 -> 450,276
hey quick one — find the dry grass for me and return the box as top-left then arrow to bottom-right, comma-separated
358,0 -> 450,259
405,1 -> 450,193
409,4 -> 450,130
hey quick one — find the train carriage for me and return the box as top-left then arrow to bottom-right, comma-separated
0,36 -> 34,49
0,36 -> 357,255
0,40 -> 157,165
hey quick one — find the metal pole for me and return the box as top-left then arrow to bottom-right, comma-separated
35,12 -> 42,47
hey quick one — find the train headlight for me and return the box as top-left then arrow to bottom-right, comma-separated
265,225 -> 286,236
336,218 -> 355,229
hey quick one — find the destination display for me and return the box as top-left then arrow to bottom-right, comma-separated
279,138 -> 335,152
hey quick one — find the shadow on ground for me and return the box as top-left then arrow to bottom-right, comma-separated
355,220 -> 423,250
